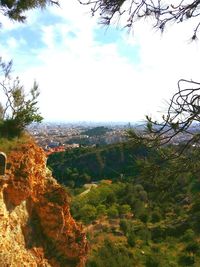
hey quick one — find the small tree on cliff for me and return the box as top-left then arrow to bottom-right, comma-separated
0,59 -> 43,138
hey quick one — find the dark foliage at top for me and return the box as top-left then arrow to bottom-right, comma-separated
0,0 -> 59,23
79,0 -> 200,39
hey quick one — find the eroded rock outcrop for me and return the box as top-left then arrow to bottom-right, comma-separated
0,141 -> 88,266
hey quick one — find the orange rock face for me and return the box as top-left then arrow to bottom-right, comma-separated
0,141 -> 88,266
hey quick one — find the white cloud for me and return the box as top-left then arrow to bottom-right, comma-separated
0,1 -> 200,122
6,37 -> 18,49
41,25 -> 55,49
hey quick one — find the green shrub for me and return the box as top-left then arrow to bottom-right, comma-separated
107,205 -> 119,218
151,210 -> 162,223
181,229 -> 195,242
119,204 -> 131,216
86,239 -> 135,267
178,254 -> 195,266
0,119 -> 22,138
79,204 -> 97,224
145,255 -> 160,267
150,244 -> 160,253
106,192 -> 117,204
138,228 -> 151,244
139,212 -> 149,223
97,204 -> 107,217
151,226 -> 166,242
120,219 -> 132,235
127,231 -> 136,247
185,241 -> 200,254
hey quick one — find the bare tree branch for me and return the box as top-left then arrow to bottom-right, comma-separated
129,79 -> 200,157
79,0 -> 200,38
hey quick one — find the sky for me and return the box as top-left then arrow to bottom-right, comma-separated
0,1 -> 200,122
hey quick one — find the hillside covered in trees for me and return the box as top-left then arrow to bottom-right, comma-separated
1,0 -> 200,265
48,141 -> 200,266
47,142 -> 151,186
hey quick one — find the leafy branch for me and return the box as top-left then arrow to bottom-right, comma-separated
0,58 -> 43,138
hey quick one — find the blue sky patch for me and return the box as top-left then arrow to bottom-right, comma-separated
35,10 -> 65,26
94,27 -> 123,44
94,27 -> 141,64
118,43 -> 140,64
1,26 -> 45,51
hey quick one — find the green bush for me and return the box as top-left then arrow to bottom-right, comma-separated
185,241 -> 200,254
151,226 -> 166,242
150,244 -> 161,253
96,204 -> 107,217
139,212 -> 149,224
120,219 -> 132,235
178,254 -> 195,266
151,210 -> 162,223
0,119 -> 22,138
119,204 -> 131,216
106,192 -> 117,204
127,231 -> 136,247
181,229 -> 195,242
107,205 -> 119,218
145,255 -> 160,267
138,228 -> 151,244
86,239 -> 135,267
79,204 -> 97,224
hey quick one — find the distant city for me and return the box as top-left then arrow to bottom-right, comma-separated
28,121 -> 140,154
28,121 -> 200,155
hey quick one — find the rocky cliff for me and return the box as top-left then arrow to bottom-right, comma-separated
0,141 -> 88,267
